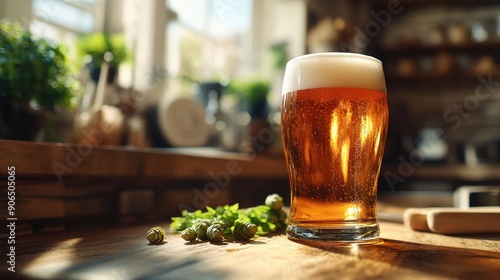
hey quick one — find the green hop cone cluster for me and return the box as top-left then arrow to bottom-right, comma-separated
171,193 -> 288,245
146,226 -> 166,244
179,218 -> 255,243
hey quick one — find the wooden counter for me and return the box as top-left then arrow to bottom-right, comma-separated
2,221 -> 499,279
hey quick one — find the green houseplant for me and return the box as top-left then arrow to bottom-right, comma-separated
227,78 -> 272,153
0,19 -> 80,140
76,32 -> 131,82
227,78 -> 270,119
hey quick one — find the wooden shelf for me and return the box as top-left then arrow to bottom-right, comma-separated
386,72 -> 500,85
378,40 -> 500,57
3,139 -> 499,184
382,163 -> 500,182
0,140 -> 288,180
0,140 -> 290,226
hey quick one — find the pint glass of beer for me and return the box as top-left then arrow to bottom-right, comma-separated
281,53 -> 388,242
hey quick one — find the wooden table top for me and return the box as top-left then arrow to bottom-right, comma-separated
2,221 -> 499,280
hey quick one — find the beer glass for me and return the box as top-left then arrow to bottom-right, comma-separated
281,53 -> 388,242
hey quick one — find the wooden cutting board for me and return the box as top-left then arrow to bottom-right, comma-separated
404,207 -> 500,234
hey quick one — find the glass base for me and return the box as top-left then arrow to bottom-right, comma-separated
286,222 -> 380,244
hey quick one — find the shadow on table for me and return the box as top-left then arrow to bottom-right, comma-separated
13,226 -> 234,280
292,238 -> 500,279
56,255 -> 230,280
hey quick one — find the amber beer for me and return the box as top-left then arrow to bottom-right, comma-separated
281,53 -> 388,242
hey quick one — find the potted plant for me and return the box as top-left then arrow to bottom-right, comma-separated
76,32 -> 131,83
0,19 -> 80,140
227,78 -> 271,152
227,78 -> 270,119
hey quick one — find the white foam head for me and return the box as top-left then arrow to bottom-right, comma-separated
281,52 -> 386,94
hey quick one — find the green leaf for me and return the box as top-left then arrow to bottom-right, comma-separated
206,206 -> 216,215
229,203 -> 239,212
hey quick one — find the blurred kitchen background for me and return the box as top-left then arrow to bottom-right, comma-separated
2,0 -> 500,208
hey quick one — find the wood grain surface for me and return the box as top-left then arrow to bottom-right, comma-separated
1,222 -> 499,280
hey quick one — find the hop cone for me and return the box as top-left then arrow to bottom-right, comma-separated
180,228 -> 197,242
234,221 -> 258,241
195,220 -> 211,240
146,226 -> 166,244
265,194 -> 284,211
207,224 -> 224,243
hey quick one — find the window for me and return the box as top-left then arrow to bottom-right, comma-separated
166,0 -> 253,81
33,0 -> 96,33
31,0 -> 102,53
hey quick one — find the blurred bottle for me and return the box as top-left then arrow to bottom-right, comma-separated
205,90 -> 236,150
